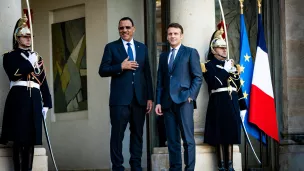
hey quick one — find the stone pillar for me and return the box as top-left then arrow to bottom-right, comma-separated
0,0 -> 21,130
279,0 -> 304,170
152,0 -> 242,170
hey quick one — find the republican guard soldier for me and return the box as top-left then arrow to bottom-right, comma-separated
201,23 -> 247,171
0,14 -> 52,171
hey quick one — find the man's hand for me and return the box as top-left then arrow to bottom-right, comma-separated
188,97 -> 193,103
155,104 -> 163,116
121,57 -> 139,70
146,100 -> 153,114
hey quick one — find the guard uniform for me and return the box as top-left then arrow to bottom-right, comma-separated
202,21 -> 247,171
0,49 -> 52,145
0,14 -> 52,171
202,59 -> 247,145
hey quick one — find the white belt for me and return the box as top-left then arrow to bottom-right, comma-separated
211,87 -> 236,94
10,81 -> 40,89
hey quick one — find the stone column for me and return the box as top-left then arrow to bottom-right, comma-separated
152,1 -> 242,170
0,0 -> 21,130
279,0 -> 304,170
0,2 -> 21,170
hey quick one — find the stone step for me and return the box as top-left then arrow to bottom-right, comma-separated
0,147 -> 48,171
152,145 -> 242,171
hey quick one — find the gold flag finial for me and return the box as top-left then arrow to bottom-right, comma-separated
257,0 -> 262,14
240,0 -> 244,14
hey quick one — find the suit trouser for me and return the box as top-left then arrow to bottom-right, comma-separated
164,100 -> 196,171
110,97 -> 146,171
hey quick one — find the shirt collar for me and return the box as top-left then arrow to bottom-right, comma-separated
121,38 -> 134,46
170,43 -> 181,52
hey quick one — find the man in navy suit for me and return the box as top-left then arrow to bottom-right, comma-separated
99,17 -> 153,171
155,23 -> 202,171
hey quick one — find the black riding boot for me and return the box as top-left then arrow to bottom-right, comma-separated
226,144 -> 235,171
216,145 -> 226,171
13,143 -> 22,171
21,145 -> 34,171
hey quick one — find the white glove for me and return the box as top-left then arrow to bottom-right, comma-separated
42,107 -> 49,120
224,60 -> 232,72
28,52 -> 38,66
240,110 -> 246,122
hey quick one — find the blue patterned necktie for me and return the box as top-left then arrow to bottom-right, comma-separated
127,42 -> 134,61
168,48 -> 175,71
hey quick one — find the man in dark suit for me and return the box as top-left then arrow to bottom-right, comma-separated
155,23 -> 202,171
99,17 -> 153,171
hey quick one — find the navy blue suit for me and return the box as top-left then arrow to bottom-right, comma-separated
99,38 -> 153,171
156,45 -> 202,171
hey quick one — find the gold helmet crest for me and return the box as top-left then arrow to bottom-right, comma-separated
14,14 -> 31,40
210,21 -> 227,53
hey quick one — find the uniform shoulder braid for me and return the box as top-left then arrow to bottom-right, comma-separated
201,60 -> 210,73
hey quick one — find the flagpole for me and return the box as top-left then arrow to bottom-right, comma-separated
239,0 -> 262,166
258,0 -> 263,169
258,0 -> 262,14
240,0 -> 244,14
240,2 -> 247,169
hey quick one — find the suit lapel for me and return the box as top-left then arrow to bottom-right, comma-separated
117,39 -> 128,59
134,41 -> 141,62
171,45 -> 185,73
164,52 -> 170,74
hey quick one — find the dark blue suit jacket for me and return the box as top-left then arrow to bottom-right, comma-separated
99,39 -> 153,106
156,45 -> 202,109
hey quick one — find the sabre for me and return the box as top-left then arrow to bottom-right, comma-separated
25,0 -> 34,51
217,0 -> 230,59
42,113 -> 59,171
241,119 -> 262,164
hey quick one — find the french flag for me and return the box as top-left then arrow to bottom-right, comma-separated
248,14 -> 279,142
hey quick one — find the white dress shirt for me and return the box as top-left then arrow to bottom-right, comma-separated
122,38 -> 136,61
167,43 -> 181,64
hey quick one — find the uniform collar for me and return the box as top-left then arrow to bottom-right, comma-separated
211,56 -> 225,66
